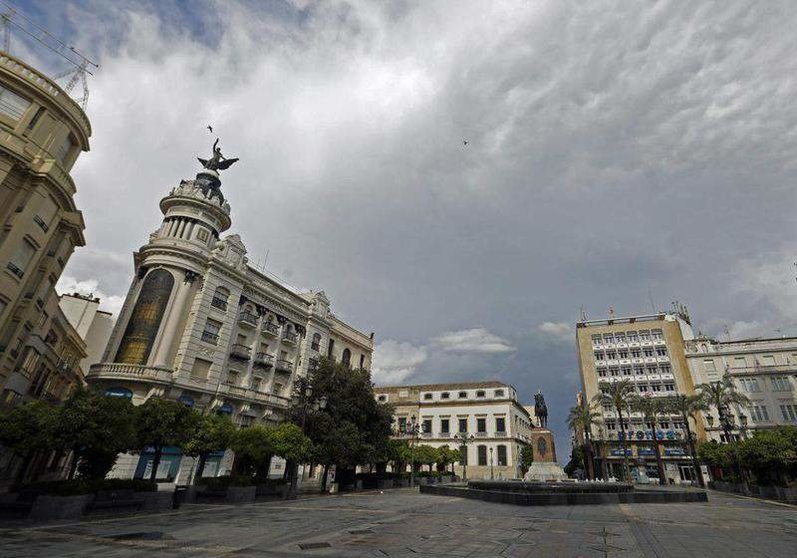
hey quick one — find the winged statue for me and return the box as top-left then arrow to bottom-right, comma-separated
198,138 -> 239,171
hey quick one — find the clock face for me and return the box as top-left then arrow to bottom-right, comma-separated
537,437 -> 547,457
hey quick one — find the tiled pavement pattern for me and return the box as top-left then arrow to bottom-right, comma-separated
1,489 -> 796,557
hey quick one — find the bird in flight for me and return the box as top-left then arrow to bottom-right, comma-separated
463,140 -> 469,146
207,124 -> 213,133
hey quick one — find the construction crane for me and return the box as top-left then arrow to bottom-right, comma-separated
0,1 -> 98,110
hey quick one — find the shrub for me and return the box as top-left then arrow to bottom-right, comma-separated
196,475 -> 254,490
20,478 -> 157,496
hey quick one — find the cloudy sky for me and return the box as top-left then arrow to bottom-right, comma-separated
15,0 -> 797,461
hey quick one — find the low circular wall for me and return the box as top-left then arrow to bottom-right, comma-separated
467,480 -> 634,494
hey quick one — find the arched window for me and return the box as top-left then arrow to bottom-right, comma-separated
211,286 -> 229,311
178,394 -> 195,408
217,402 -> 233,415
327,339 -> 335,359
341,348 -> 351,367
311,333 -> 321,352
115,268 -> 174,365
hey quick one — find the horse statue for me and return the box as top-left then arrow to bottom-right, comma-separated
534,391 -> 548,428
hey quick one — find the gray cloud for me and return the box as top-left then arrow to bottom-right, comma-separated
23,0 -> 796,462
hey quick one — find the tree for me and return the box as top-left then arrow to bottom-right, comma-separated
230,425 -> 274,478
184,413 -> 236,481
387,439 -> 411,474
0,401 -> 57,484
414,445 -> 438,472
663,394 -> 708,487
53,388 -> 137,480
696,375 -> 751,480
566,403 -> 599,480
436,445 -> 455,473
629,394 -> 666,485
271,422 -> 312,463
698,440 -> 732,470
593,379 -> 635,481
519,444 -> 534,477
564,445 -> 585,478
736,427 -> 797,484
135,398 -> 198,482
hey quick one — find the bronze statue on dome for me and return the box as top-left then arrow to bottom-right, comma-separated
198,138 -> 239,172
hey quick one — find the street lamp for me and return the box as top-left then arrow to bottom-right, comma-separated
287,377 -> 327,499
401,415 -> 421,488
489,447 -> 494,480
453,431 -> 475,481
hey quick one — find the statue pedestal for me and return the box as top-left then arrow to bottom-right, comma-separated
523,462 -> 568,482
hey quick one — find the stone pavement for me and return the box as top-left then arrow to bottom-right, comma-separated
0,488 -> 795,557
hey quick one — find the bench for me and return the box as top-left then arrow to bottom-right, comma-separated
90,489 -> 141,512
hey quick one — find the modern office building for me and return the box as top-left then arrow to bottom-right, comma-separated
374,381 -> 537,480
87,149 -> 374,480
684,335 -> 797,441
575,307 -> 706,483
0,51 -> 91,406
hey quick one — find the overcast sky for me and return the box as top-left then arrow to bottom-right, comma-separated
17,0 -> 797,462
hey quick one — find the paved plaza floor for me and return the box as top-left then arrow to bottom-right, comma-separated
0,488 -> 795,557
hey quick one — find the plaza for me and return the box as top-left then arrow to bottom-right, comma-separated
1,489 -> 795,557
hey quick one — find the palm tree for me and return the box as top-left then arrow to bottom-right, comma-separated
696,374 -> 751,480
663,394 -> 708,488
629,394 -> 666,485
567,403 -> 600,480
593,379 -> 635,481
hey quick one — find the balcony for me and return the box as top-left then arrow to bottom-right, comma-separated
254,352 -> 274,367
311,342 -> 320,352
420,432 -> 433,439
238,311 -> 258,328
87,363 -> 173,385
495,431 -> 507,437
275,359 -> 293,373
230,344 -> 251,360
308,357 -> 319,371
475,431 -> 488,438
201,331 -> 219,345
262,322 -> 279,336
281,331 -> 298,345
210,296 -> 228,312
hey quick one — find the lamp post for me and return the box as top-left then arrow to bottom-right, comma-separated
453,431 -> 474,481
288,377 -> 327,499
489,447 -> 494,480
403,415 -> 421,488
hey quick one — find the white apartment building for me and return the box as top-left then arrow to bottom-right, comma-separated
685,335 -> 797,441
576,309 -> 706,483
58,292 -> 114,373
87,152 -> 373,481
374,381 -> 533,480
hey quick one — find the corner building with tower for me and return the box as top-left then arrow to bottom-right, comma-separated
88,154 -> 374,480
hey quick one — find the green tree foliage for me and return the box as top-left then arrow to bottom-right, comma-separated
54,388 -> 137,480
135,398 -> 198,482
736,427 -> 797,484
662,394 -> 708,487
230,425 -> 275,478
184,413 -> 237,480
302,358 -> 393,479
696,375 -> 751,427
566,403 -> 599,480
593,379 -> 635,481
628,394 -> 666,484
0,401 -> 58,484
564,445 -> 584,477
414,444 -> 439,472
697,440 -> 732,469
520,444 -> 534,476
271,422 -> 312,463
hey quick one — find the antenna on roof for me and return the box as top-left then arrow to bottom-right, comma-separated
0,1 -> 99,109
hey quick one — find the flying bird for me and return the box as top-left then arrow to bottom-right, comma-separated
207,125 -> 213,133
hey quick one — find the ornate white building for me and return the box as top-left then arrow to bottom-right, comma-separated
88,154 -> 374,480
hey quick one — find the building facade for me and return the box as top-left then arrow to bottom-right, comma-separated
87,153 -> 373,480
374,381 -> 534,480
576,309 -> 706,483
59,292 -> 115,373
685,335 -> 797,441
0,51 -> 91,406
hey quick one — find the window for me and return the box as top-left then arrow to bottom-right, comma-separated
423,393 -> 433,400
477,445 -> 488,466
377,395 -> 386,402
780,404 -> 797,422
191,358 -> 212,380
646,366 -> 657,375
202,318 -> 222,344
739,377 -> 760,393
597,369 -> 607,378
591,335 -> 602,347
610,368 -> 619,377
496,445 -> 507,466
750,405 -> 769,422
761,355 -> 776,366
196,228 -> 209,242
495,417 -> 506,433
251,377 -> 262,392
618,350 -> 629,359
398,417 -> 407,432
643,348 -> 654,357
494,389 -> 505,397
621,367 -> 632,376
226,370 -> 239,385
458,418 -> 468,432
441,392 -> 450,399
477,418 -> 486,433
634,366 -> 645,376
476,390 -> 486,398
659,364 -> 671,374
25,106 -> 45,131
341,348 -> 351,367
594,352 -> 605,361
211,286 -> 229,311
441,418 -> 450,433
656,347 -> 667,356
602,334 -> 614,344
55,134 -> 76,164
458,391 -> 467,399
8,238 -> 37,278
638,384 -> 649,393
615,333 -> 626,343
359,354 -> 365,369
650,384 -> 661,392
651,329 -> 663,340
733,357 -> 746,368
602,402 -> 612,412
606,351 -> 616,359
327,339 -> 335,358
703,359 -> 716,371
627,332 -> 638,342
664,383 -> 675,392
606,421 -> 616,431
422,419 -> 432,434
0,84 -> 31,120
631,348 -> 641,358
311,333 -> 322,351
770,376 -> 792,392
639,330 -> 650,341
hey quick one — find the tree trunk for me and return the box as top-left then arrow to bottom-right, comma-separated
66,448 -> 80,480
653,436 -> 666,485
149,446 -> 162,483
584,434 -> 595,480
684,417 -> 705,488
320,464 -> 329,493
616,406 -> 630,482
